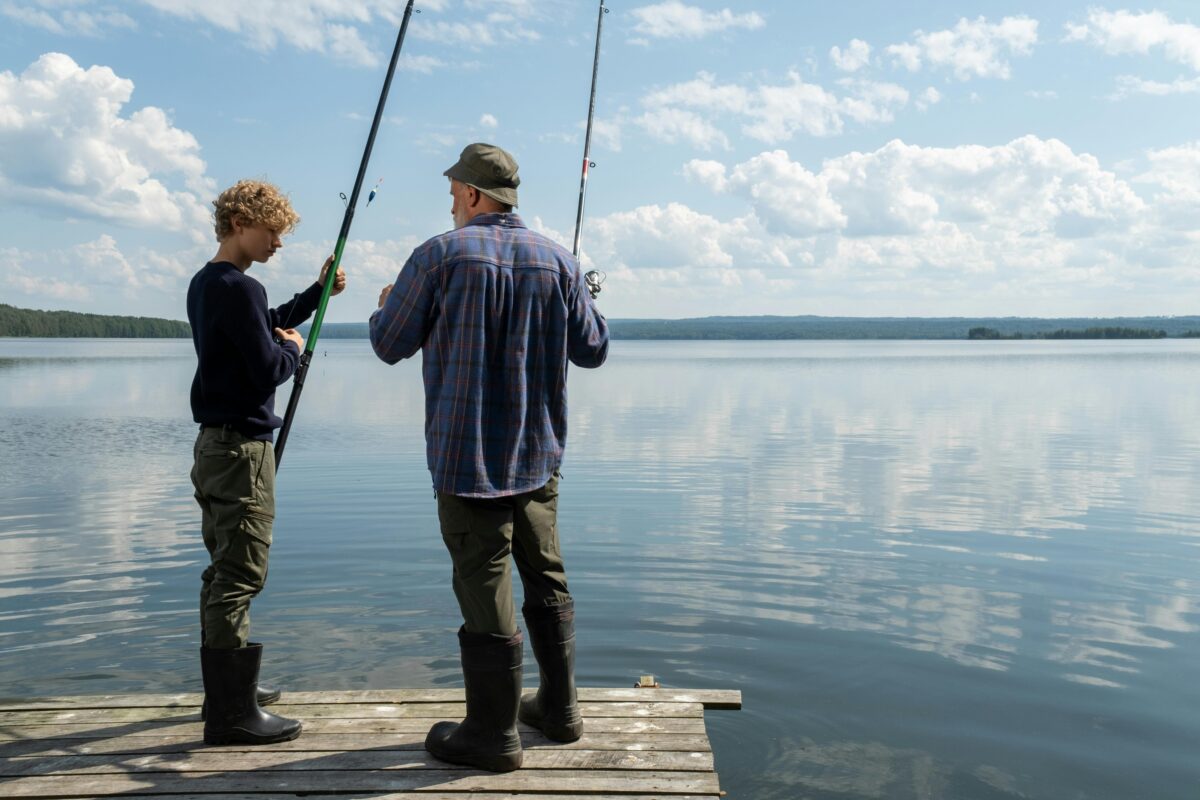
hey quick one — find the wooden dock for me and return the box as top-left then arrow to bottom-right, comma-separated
0,687 -> 740,799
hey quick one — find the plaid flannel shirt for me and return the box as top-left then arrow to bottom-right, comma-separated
369,213 -> 609,497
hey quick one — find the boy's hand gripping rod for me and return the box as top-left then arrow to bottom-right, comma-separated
274,0 -> 416,468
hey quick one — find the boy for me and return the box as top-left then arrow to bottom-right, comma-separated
188,179 -> 345,745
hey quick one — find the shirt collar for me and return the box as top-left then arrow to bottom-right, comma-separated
465,212 -> 526,229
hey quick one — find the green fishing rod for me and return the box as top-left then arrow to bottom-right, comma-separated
574,0 -> 608,300
275,0 -> 416,467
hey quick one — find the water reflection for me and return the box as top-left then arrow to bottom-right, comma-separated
1,339 -> 1199,799
566,343 -> 1200,689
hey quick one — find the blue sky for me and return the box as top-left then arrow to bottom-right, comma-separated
1,1 -> 1199,321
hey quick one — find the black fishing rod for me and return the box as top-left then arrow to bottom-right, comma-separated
573,0 -> 608,300
275,0 -> 416,467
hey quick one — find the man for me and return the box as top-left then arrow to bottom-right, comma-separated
188,179 -> 346,745
369,143 -> 608,772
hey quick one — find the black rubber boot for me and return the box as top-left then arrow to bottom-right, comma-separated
198,629 -> 280,720
200,643 -> 302,745
425,628 -> 523,772
201,684 -> 280,721
518,600 -> 583,742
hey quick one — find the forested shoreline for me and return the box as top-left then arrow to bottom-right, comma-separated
0,304 -> 190,338
3,304 -> 1199,340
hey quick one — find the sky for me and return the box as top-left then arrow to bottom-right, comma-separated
1,0 -> 1199,322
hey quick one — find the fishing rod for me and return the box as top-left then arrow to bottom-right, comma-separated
573,0 -> 608,300
275,0 -> 416,467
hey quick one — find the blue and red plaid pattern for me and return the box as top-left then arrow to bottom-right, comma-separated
369,213 -> 609,497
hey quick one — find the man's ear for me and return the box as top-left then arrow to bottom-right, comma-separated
466,185 -> 482,208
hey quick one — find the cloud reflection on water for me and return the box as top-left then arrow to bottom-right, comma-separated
569,341 -> 1200,687
2,338 -> 1200,800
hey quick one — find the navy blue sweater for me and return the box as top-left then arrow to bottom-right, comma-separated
188,261 -> 323,440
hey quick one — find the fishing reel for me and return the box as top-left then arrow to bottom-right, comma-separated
584,270 -> 605,299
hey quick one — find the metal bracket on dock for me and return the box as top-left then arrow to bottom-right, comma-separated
634,674 -> 660,688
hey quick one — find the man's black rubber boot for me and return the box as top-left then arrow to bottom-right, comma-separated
200,643 -> 302,745
425,628 -> 523,772
518,600 -> 583,742
201,684 -> 281,721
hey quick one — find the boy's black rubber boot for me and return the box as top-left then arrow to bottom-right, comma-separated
201,684 -> 280,721
200,643 -> 302,745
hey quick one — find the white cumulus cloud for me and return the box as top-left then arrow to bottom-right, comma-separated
575,204 -> 790,308
1112,74 -> 1200,98
1066,10 -> 1200,99
1135,141 -> 1200,231
637,71 -> 910,146
0,53 -> 213,240
836,79 -> 910,125
132,0 -> 421,67
1,235 -> 198,311
831,39 -> 872,72
916,86 -> 943,110
637,107 -> 731,151
1,2 -> 136,36
576,135 -> 1198,316
887,16 -> 1038,80
591,117 -> 624,152
685,150 -> 846,236
256,235 -> 429,312
819,137 -> 1143,239
413,18 -> 540,49
630,1 -> 764,42
586,202 -> 737,270
2,246 -> 91,303
1065,9 -> 1200,71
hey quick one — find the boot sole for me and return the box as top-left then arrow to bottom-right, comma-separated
427,746 -> 523,773
541,724 -> 582,742
204,725 -> 302,746
527,722 -> 582,742
518,710 -> 583,742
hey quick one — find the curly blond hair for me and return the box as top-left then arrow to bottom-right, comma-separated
212,179 -> 300,241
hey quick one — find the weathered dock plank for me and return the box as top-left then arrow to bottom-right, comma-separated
0,732 -> 714,756
0,768 -> 723,797
0,716 -> 709,738
0,687 -> 739,799
0,688 -> 741,711
1,748 -> 716,775
0,701 -> 705,726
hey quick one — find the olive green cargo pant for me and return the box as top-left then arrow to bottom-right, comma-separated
191,426 -> 275,650
437,473 -> 572,637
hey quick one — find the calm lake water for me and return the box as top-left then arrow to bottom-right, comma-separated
2,337 -> 1199,799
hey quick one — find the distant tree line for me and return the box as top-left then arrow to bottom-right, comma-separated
968,326 -> 1169,340
4,303 -> 1200,341
599,315 -> 1200,340
0,304 -> 190,338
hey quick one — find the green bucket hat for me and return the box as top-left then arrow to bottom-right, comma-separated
443,142 -> 520,207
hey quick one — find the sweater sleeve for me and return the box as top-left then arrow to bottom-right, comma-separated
224,277 -> 302,390
270,282 -> 324,330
